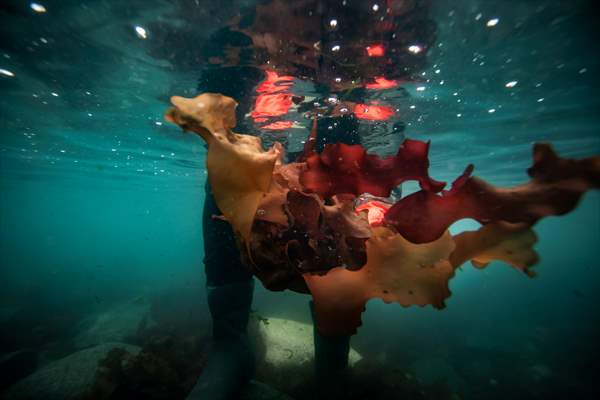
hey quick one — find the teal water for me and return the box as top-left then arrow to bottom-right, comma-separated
1,1 -> 599,399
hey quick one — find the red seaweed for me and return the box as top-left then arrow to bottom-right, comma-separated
385,144 -> 600,244
300,139 -> 445,198
165,92 -> 600,337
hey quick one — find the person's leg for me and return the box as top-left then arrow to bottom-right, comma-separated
186,282 -> 254,400
309,300 -> 352,398
309,301 -> 351,378
186,184 -> 255,400
308,86 -> 359,381
186,61 -> 267,399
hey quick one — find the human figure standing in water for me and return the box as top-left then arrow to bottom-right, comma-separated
183,1 -> 436,398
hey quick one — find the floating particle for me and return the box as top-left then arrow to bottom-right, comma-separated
0,68 -> 15,77
135,26 -> 148,39
487,18 -> 499,27
366,44 -> 385,57
30,3 -> 46,13
408,45 -> 422,54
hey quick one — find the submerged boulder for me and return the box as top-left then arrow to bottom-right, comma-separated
249,316 -> 361,392
73,304 -> 155,349
6,342 -> 140,400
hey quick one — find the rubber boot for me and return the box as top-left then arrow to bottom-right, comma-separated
186,280 -> 255,400
310,301 -> 351,396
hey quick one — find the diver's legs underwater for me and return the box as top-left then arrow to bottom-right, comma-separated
308,115 -> 357,396
186,280 -> 255,400
186,66 -> 262,400
187,66 -> 353,399
310,301 -> 351,382
187,189 -> 352,399
186,184 -> 256,400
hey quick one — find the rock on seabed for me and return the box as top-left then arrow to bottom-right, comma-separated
249,316 -> 361,391
6,342 -> 140,400
73,304 -> 155,349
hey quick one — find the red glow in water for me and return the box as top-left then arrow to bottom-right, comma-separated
252,71 -> 296,130
262,121 -> 294,130
353,103 -> 394,120
256,70 -> 294,94
251,93 -> 293,119
365,77 -> 398,89
366,44 -> 385,57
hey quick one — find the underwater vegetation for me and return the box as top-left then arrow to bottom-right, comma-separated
165,92 -> 600,336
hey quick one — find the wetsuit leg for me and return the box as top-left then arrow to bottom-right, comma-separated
310,90 -> 364,388
186,184 -> 255,400
187,67 -> 263,400
203,182 -> 254,287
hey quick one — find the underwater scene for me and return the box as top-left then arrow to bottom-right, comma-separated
1,0 -> 599,399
